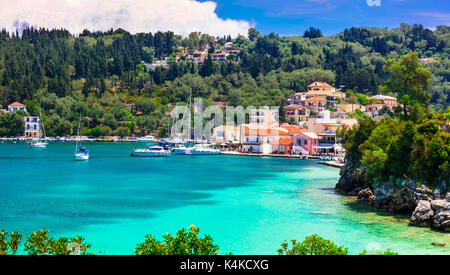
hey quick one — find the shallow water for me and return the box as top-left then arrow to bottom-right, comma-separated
0,142 -> 448,254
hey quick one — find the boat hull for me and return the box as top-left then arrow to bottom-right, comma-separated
131,150 -> 171,157
30,142 -> 48,148
74,153 -> 89,161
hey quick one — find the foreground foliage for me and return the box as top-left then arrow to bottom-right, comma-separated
1,228 -> 398,255
0,229 -> 93,255
278,234 -> 398,255
134,225 -> 220,255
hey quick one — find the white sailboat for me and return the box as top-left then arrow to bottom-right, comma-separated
29,104 -> 48,149
74,114 -> 89,161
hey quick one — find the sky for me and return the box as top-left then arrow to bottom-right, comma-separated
0,0 -> 448,37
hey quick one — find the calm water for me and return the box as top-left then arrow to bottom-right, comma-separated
0,142 -> 448,255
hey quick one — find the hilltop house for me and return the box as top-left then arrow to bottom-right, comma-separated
8,102 -> 27,113
304,96 -> 327,113
283,105 -> 310,124
286,93 -> 305,105
305,82 -> 345,107
211,52 -> 227,62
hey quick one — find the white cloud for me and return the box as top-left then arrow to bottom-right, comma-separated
0,0 -> 252,37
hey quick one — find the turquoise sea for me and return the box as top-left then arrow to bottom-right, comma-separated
0,142 -> 448,255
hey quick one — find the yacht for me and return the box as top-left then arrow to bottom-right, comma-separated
29,104 -> 48,149
74,114 -> 89,161
187,144 -> 221,155
137,135 -> 157,143
131,146 -> 171,157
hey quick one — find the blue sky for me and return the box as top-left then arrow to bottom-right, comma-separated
204,0 -> 450,35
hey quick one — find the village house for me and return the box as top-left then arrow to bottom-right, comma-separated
286,93 -> 305,105
304,96 -> 327,113
211,52 -> 228,62
8,102 -> 27,113
316,130 -> 342,154
305,82 -> 345,107
283,105 -> 310,124
292,132 -> 318,155
280,123 -> 303,136
369,95 -> 397,106
240,125 -> 289,154
249,108 -> 279,126
337,103 -> 366,114
212,125 -> 240,142
24,116 -> 41,138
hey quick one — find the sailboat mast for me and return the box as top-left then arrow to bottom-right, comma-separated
75,113 -> 81,153
39,104 -> 46,140
189,88 -> 192,140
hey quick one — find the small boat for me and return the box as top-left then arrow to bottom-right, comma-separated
29,139 -> 48,148
131,146 -> 171,157
188,144 -> 221,155
137,135 -> 157,143
29,104 -> 48,149
74,147 -> 89,161
74,114 -> 89,161
172,145 -> 192,155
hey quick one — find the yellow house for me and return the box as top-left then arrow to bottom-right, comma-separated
283,105 -> 310,124
305,82 -> 345,106
337,103 -> 366,114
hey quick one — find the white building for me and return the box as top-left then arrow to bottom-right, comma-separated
8,102 -> 27,113
24,116 -> 41,138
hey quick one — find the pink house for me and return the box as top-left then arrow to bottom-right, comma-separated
292,132 -> 318,154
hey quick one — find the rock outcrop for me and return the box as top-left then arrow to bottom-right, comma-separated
410,200 -> 434,226
335,159 -> 369,195
371,180 -> 433,213
334,162 -> 449,231
358,188 -> 374,201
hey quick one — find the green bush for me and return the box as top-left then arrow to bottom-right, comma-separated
135,225 -> 219,255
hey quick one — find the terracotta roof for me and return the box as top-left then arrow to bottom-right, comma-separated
243,126 -> 289,136
308,82 -> 334,88
296,132 -> 318,139
8,102 -> 25,107
280,124 -> 302,135
283,104 -> 310,110
305,96 -> 327,102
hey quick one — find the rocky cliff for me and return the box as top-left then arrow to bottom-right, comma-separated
335,160 -> 450,231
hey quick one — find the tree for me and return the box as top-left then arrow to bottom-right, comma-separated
304,27 -> 322,39
0,230 -> 22,255
23,229 -> 92,255
113,126 -> 131,137
135,225 -> 219,255
381,51 -> 432,121
278,234 -> 348,255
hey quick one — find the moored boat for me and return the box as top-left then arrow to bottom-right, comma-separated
137,135 -> 157,143
131,146 -> 171,157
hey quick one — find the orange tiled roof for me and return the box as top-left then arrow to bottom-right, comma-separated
243,126 -> 289,136
283,104 -> 309,110
8,102 -> 25,107
305,96 -> 327,102
308,82 -> 334,88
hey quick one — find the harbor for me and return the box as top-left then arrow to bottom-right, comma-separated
0,142 -> 447,255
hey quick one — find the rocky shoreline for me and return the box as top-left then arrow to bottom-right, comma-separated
335,160 -> 450,232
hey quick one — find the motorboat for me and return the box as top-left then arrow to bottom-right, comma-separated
137,135 -> 157,143
131,146 -> 171,157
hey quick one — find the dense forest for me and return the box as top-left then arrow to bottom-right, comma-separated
0,24 -> 448,137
